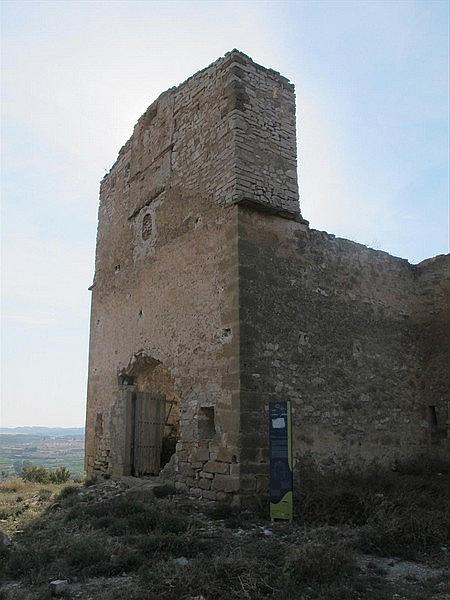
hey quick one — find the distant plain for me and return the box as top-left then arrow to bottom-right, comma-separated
0,428 -> 85,478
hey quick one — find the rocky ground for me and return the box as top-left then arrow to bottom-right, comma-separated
0,460 -> 449,599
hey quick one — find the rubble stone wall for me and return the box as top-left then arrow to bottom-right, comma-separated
86,52 -> 255,500
413,256 -> 450,447
86,50 -> 449,503
237,207 -> 450,496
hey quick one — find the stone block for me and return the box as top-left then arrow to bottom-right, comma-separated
240,476 -> 256,492
212,475 -> 240,492
240,463 -> 267,475
204,461 -> 229,475
191,448 -> 209,462
230,463 -> 240,476
199,471 -> 214,479
202,490 -> 217,500
49,580 -> 69,596
179,462 -> 194,476
199,478 -> 211,490
216,447 -> 237,463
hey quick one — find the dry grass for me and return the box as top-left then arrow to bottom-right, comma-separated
0,478 -> 32,494
0,479 -> 80,536
0,458 -> 449,599
293,455 -> 450,559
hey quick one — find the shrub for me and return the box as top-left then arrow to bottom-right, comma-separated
21,465 -> 71,485
21,465 -> 50,484
283,539 -> 357,585
153,484 -> 177,498
6,543 -> 56,581
58,484 -> 80,500
66,534 -> 110,569
293,455 -> 450,557
207,503 -> 236,520
38,488 -> 53,501
49,466 -> 71,484
135,531 -> 214,558
358,502 -> 450,558
0,505 -> 25,520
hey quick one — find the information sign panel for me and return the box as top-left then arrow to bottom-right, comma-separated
269,400 -> 293,520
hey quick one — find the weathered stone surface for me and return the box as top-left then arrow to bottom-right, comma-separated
216,447 -> 237,463
86,51 -> 245,493
212,475 -> 240,492
49,580 -> 69,596
198,478 -> 212,490
201,490 -> 217,500
203,461 -> 229,475
86,49 -> 450,502
191,448 -> 209,462
238,209 -> 450,492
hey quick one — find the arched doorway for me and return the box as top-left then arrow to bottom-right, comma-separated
121,355 -> 180,476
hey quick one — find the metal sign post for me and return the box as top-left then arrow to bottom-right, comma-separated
269,400 -> 293,521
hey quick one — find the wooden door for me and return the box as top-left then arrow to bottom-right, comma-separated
132,391 -> 165,476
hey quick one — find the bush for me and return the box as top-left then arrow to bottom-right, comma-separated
38,488 -> 53,501
0,505 -> 25,520
21,465 -> 50,484
66,534 -> 110,569
358,501 -> 450,558
283,539 -> 357,585
207,503 -> 236,520
135,531 -> 214,559
6,543 -> 56,581
49,466 -> 71,484
21,465 -> 71,485
58,484 -> 80,500
293,455 -> 450,557
153,484 -> 177,498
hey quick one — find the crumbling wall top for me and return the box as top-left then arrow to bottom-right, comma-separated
102,50 -> 301,220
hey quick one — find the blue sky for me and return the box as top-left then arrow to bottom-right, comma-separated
1,0 -> 448,426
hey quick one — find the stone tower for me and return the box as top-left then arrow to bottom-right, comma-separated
86,51 -> 450,502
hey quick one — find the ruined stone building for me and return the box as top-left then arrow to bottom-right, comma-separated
85,50 -> 450,502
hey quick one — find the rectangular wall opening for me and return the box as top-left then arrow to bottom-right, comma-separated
198,407 -> 216,439
427,405 -> 438,431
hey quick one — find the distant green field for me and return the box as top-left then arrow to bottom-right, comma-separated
0,432 -> 85,478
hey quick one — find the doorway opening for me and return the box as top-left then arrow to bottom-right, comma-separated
123,355 -> 180,476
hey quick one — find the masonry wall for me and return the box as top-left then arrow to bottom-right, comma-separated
86,50 -> 302,500
224,53 -> 300,217
413,256 -> 450,446
86,50 -> 449,503
238,208 -> 450,496
86,52 -> 249,500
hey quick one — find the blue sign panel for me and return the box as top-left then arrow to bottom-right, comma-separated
269,400 -> 293,520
